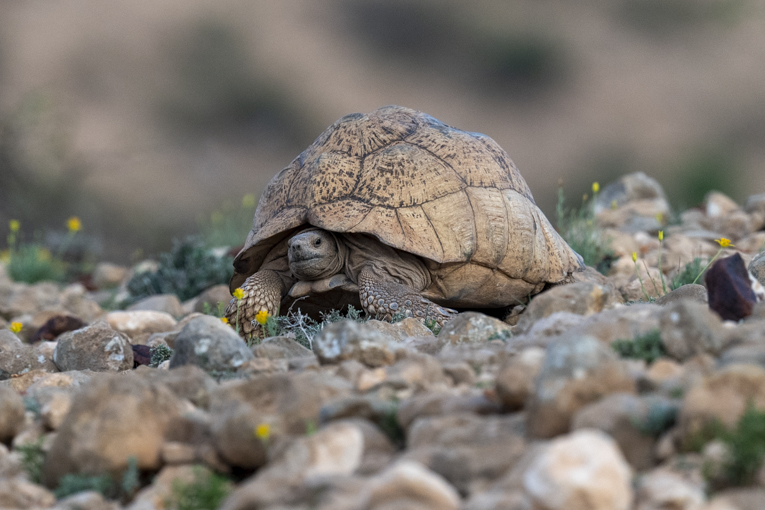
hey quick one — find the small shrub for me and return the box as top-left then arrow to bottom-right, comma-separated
612,329 -> 667,363
556,187 -> 615,274
16,438 -> 45,484
5,244 -> 65,283
150,344 -> 174,367
125,236 -> 233,303
169,466 -> 232,510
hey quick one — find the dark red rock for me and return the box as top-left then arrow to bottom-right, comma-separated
132,344 -> 152,367
706,253 -> 757,321
29,315 -> 87,343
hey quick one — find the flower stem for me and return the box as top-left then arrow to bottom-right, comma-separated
692,248 -> 723,285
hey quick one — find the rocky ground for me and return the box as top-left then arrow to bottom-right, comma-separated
1,172 -> 765,510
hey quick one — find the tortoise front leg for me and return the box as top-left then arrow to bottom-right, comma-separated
225,269 -> 285,338
358,266 -> 457,326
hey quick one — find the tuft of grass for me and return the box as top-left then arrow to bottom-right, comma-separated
671,257 -> 705,290
556,186 -> 615,274
125,236 -> 233,303
612,329 -> 667,363
5,244 -> 65,283
150,344 -> 174,367
169,466 -> 232,510
16,438 -> 45,484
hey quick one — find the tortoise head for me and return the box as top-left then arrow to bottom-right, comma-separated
288,229 -> 343,280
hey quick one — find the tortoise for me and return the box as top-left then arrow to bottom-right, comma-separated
225,105 -> 584,337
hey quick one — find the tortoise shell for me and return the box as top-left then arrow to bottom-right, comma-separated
231,105 -> 583,307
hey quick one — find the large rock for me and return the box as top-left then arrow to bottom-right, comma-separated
437,312 -> 513,345
0,386 -> 25,443
103,310 -> 177,338
515,282 -> 613,334
523,429 -> 633,510
313,319 -> 401,367
706,253 -> 759,321
659,300 -> 726,361
53,321 -> 133,372
169,315 -> 254,372
43,373 -> 185,486
526,335 -> 635,438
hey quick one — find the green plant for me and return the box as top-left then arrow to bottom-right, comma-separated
612,329 -> 667,363
150,344 -> 174,367
556,185 -> 615,274
125,236 -> 233,303
54,456 -> 140,500
16,438 -> 45,484
671,257 -> 705,289
169,466 -> 232,510
272,304 -> 369,349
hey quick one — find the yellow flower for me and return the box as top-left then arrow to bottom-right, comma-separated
611,199 -> 618,210
655,212 -> 664,223
716,238 -> 733,248
255,423 -> 271,441
632,252 -> 638,263
9,219 -> 20,232
255,310 -> 269,325
220,317 -> 229,324
658,230 -> 664,241
67,216 -> 81,232
242,193 -> 256,208
10,322 -> 22,334
592,182 -> 600,194
233,288 -> 245,300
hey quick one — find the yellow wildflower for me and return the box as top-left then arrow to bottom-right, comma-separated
220,317 -> 229,324
233,288 -> 245,300
255,310 -> 269,325
632,252 -> 638,263
10,322 -> 22,334
592,182 -> 600,194
255,423 -> 271,441
655,212 -> 664,223
716,238 -> 733,248
9,220 -> 20,232
611,199 -> 618,210
658,230 -> 664,241
242,193 -> 256,208
67,216 -> 81,232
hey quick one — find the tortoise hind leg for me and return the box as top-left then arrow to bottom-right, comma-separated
358,266 -> 457,326
225,269 -> 285,338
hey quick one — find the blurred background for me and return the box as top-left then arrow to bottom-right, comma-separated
1,0 -> 764,262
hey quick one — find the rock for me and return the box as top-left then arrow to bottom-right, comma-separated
634,468 -> 706,510
719,344 -> 765,369
60,283 -> 102,321
364,317 -> 434,342
169,315 -> 254,373
209,371 -> 351,468
132,344 -> 151,366
750,250 -> 765,287
571,393 -> 679,470
706,488 -> 765,510
495,347 -> 545,410
140,364 -> 217,409
523,429 -> 633,510
127,294 -> 184,318
253,336 -> 315,360
29,315 -> 86,343
526,335 -> 635,438
659,300 -> 726,361
43,373 -> 185,486
192,284 -> 234,314
397,391 -> 503,430
403,413 -> 527,492
53,321 -> 134,372
0,282 -> 61,319
36,387 -> 73,430
54,490 -> 119,510
220,421 -> 364,509
706,253 -> 758,321
382,353 -> 450,392
679,364 -> 765,447
515,282 -> 612,334
127,464 -> 204,510
0,476 -> 56,509
103,310 -> 177,338
437,312 -> 513,346
92,262 -> 128,289
364,460 -> 461,510
313,319 -> 401,367
0,330 -> 34,379
0,386 -> 25,443
655,284 -> 708,306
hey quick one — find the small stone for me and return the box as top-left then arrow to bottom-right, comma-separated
92,262 -> 128,289
0,476 -> 56,509
37,387 -> 73,430
706,253 -> 758,321
192,284 -> 234,314
706,487 -> 765,510
169,315 -> 254,372
437,312 -> 513,346
0,386 -> 25,443
655,284 -> 708,306
749,250 -> 765,288
53,321 -> 133,372
253,336 -> 315,359
495,347 -> 545,410
104,310 -> 177,338
523,429 -> 633,510
526,335 -> 635,438
364,460 -> 461,510
515,282 -> 613,334
127,294 -> 185,318
54,490 -> 119,510
313,319 -> 400,367
29,315 -> 87,343
634,468 -> 706,510
0,329 -> 38,379
659,300 -> 726,361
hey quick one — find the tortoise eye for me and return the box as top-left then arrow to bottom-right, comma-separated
314,238 -> 322,246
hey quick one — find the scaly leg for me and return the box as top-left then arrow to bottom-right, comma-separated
225,269 -> 285,338
358,266 -> 457,326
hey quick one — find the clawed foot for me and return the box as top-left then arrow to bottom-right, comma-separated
225,270 -> 284,339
